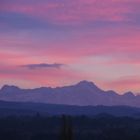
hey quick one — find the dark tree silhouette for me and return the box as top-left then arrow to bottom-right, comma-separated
60,115 -> 73,140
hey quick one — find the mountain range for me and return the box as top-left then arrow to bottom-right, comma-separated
0,80 -> 140,107
0,100 -> 140,117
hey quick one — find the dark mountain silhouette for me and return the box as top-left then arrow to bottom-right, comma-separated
0,100 -> 140,117
0,80 -> 140,107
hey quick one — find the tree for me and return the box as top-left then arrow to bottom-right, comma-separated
60,115 -> 73,140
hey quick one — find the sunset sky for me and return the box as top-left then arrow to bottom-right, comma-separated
0,0 -> 140,93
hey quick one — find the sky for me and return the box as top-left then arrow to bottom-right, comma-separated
0,0 -> 140,93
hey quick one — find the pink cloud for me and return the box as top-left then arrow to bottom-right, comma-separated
0,25 -> 140,65
42,29 -> 140,65
0,0 -> 140,91
0,62 -> 88,88
1,0 -> 139,24
105,76 -> 140,93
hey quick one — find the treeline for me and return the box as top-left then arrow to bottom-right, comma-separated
0,114 -> 140,140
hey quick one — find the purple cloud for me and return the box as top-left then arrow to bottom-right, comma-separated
21,63 -> 64,70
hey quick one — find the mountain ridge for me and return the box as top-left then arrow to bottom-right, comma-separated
0,80 -> 140,107
0,100 -> 140,117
